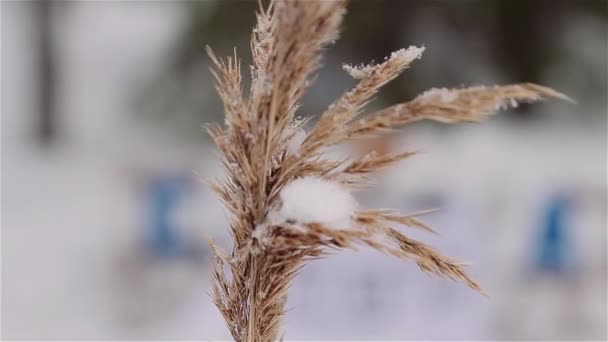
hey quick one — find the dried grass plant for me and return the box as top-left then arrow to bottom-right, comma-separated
205,1 -> 568,340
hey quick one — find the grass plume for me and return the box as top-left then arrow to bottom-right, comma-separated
205,1 -> 567,340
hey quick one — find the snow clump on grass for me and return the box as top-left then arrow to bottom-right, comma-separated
272,176 -> 357,228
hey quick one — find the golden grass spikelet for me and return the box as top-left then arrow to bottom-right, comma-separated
329,150 -> 419,187
302,46 -> 425,158
205,1 -> 568,340
355,208 -> 439,234
345,83 -> 571,139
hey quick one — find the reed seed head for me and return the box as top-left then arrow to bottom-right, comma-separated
206,1 -> 568,340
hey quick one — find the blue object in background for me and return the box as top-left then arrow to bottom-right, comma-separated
535,193 -> 574,275
144,173 -> 193,258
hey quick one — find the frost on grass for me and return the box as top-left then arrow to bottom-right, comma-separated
419,87 -> 459,103
270,176 -> 357,228
343,46 -> 425,79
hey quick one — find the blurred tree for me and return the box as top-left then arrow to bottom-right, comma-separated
34,0 -> 58,146
139,0 -> 607,135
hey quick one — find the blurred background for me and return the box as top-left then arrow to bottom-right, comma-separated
1,0 -> 606,340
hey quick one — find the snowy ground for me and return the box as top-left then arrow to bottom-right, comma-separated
2,2 -> 606,340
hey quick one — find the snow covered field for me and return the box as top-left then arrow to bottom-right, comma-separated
2,1 -> 606,340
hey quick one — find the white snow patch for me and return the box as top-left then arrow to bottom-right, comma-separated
343,63 -> 377,79
419,87 -> 459,103
389,45 -> 425,63
343,46 -> 425,79
272,176 -> 357,228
